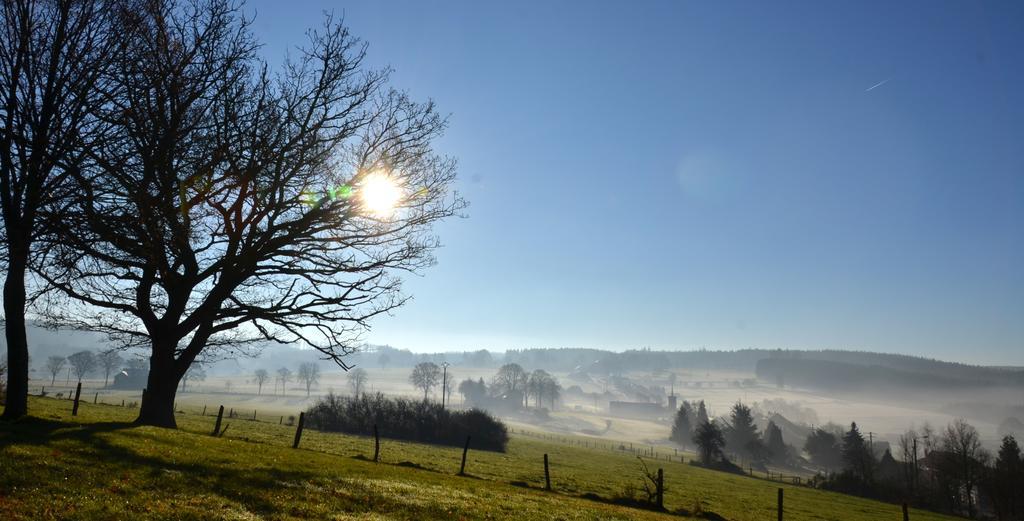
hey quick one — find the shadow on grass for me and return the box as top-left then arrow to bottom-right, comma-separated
351,453 -> 439,474
2,409 -> 713,520
0,415 -> 350,517
576,491 -> 726,519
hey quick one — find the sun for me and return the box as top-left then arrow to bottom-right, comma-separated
359,171 -> 403,218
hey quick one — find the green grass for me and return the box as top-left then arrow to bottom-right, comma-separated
0,397 -> 960,521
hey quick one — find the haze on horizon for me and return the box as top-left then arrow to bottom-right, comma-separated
244,1 -> 1024,365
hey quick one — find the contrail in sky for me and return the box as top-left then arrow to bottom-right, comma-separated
865,78 -> 890,92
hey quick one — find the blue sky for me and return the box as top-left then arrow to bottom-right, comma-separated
248,1 -> 1023,364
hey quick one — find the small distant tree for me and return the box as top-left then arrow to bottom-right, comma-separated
277,367 -> 293,396
527,369 -> 554,408
805,427 -> 843,469
181,365 -> 206,392
543,377 -> 561,410
297,363 -> 321,397
493,363 -> 527,394
254,369 -> 270,395
409,362 -> 441,400
377,353 -> 391,369
348,368 -> 368,398
126,358 -> 147,372
696,400 -> 709,425
670,400 -> 694,448
67,351 -> 97,382
694,420 -> 725,465
97,351 -> 124,387
458,378 -> 487,405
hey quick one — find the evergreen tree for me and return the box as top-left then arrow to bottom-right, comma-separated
805,427 -> 843,469
765,421 -> 787,463
696,400 -> 709,425
726,401 -> 762,461
694,420 -> 725,466
670,400 -> 694,447
989,435 -> 1022,521
842,422 -> 874,486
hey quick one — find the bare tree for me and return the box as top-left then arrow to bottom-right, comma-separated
348,367 -> 368,398
253,369 -> 269,395
277,367 -> 292,396
180,364 -> 205,392
0,0 -> 123,419
297,363 -> 320,397
493,363 -> 528,405
409,362 -> 440,401
897,427 -> 921,495
67,350 -> 97,382
45,356 -> 66,385
942,418 -> 988,517
39,1 -> 462,427
97,350 -> 124,387
543,377 -> 562,410
527,369 -> 554,408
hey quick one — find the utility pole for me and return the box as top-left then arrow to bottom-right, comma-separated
441,362 -> 450,409
912,436 -> 919,492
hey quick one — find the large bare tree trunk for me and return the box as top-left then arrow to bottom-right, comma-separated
135,349 -> 180,428
1,256 -> 28,419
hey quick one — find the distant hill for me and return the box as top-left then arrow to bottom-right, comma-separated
8,325 -> 1022,389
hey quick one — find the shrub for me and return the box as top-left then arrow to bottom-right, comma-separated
305,393 -> 509,452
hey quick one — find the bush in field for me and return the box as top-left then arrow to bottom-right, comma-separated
306,393 -> 510,452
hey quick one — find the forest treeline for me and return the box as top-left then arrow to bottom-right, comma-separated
354,346 -> 1024,389
756,358 -> 1024,392
671,401 -> 1024,520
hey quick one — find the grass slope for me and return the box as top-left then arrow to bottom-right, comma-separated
1,397 -> 959,521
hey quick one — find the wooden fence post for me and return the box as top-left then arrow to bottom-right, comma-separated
212,405 -> 224,436
656,468 -> 664,509
777,488 -> 783,521
373,424 -> 381,462
544,454 -> 551,490
94,392 -> 98,404
292,412 -> 305,448
71,382 -> 82,416
902,503 -> 909,521
202,404 -> 206,416
253,409 -> 257,421
459,435 -> 471,475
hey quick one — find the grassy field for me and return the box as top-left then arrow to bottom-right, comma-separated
0,396 -> 961,521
